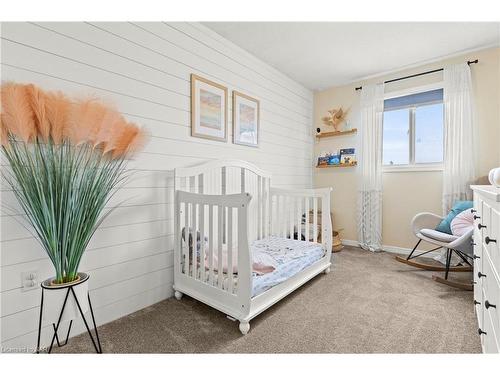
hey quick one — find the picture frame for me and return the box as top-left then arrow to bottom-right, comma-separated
232,91 -> 260,147
190,74 -> 228,142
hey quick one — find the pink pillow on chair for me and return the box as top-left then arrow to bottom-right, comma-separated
450,209 -> 474,236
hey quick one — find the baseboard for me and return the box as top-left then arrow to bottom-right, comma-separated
341,239 -> 435,259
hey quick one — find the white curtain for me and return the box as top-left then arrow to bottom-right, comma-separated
442,63 -> 476,214
357,83 -> 385,252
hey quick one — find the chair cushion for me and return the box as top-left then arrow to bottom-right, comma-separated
450,209 -> 474,236
435,201 -> 473,234
420,228 -> 459,243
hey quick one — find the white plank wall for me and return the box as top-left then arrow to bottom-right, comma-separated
0,22 -> 313,350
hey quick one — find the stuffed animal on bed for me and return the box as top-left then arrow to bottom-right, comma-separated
181,227 -> 208,256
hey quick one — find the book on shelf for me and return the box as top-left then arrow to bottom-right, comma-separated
340,148 -> 356,165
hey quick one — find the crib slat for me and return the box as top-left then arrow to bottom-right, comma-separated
189,176 -> 196,193
191,202 -> 197,279
198,173 -> 204,194
296,197 -> 302,241
281,196 -> 286,237
275,195 -> 279,237
227,207 -> 233,294
257,175 -> 262,239
240,167 -> 245,193
184,202 -> 189,274
313,198 -> 318,242
199,203 -> 205,281
217,204 -> 223,289
289,196 -> 294,239
305,197 -> 310,242
283,196 -> 288,238
263,178 -> 269,238
208,205 -> 214,285
279,196 -> 283,237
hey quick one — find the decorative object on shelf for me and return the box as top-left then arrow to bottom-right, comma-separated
488,167 -> 500,187
328,154 -> 341,165
344,120 -> 352,131
232,91 -> 259,147
191,74 -> 228,142
321,107 -> 350,132
0,82 -> 147,353
317,155 -> 329,166
315,128 -> 357,139
340,148 -> 356,165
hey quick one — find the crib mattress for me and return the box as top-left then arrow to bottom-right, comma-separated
188,237 -> 326,297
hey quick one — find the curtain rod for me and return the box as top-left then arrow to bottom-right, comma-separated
354,59 -> 478,91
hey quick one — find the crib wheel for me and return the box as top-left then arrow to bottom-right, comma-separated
174,290 -> 183,300
324,266 -> 331,274
239,321 -> 250,335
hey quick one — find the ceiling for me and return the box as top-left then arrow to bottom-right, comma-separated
203,22 -> 500,91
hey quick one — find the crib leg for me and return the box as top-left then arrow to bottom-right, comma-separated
239,321 -> 250,335
324,266 -> 331,274
174,290 -> 183,300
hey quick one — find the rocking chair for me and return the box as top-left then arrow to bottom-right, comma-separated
395,212 -> 474,290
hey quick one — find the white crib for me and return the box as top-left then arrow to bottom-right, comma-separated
173,160 -> 332,334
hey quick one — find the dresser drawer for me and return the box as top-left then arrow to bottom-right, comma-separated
485,206 -> 500,270
483,252 -> 500,345
483,303 -> 500,353
474,255 -> 483,303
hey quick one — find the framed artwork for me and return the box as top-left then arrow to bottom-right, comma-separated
191,74 -> 228,142
232,91 -> 259,147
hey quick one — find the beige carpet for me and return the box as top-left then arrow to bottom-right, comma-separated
56,246 -> 481,353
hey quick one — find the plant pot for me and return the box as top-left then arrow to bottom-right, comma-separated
42,272 -> 90,324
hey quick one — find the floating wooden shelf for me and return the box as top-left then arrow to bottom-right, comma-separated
316,163 -> 358,169
316,128 -> 357,139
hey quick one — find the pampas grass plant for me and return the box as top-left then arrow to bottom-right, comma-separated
1,83 -> 146,284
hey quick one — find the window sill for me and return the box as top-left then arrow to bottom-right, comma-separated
383,165 -> 444,173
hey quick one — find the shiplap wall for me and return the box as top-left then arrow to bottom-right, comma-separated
0,22 -> 313,350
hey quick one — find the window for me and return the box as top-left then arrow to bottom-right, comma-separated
382,89 -> 444,168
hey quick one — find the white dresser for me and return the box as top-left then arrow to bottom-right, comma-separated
472,185 -> 500,353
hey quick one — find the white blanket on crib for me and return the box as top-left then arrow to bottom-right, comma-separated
251,237 -> 325,296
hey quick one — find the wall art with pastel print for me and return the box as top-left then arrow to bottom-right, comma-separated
191,74 -> 228,142
232,91 -> 259,147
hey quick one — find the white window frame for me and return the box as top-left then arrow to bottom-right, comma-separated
382,83 -> 444,173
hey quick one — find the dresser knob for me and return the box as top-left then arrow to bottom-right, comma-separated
478,328 -> 487,335
478,223 -> 486,230
474,300 -> 480,305
473,255 -> 480,259
485,236 -> 497,244
471,209 -> 477,213
472,242 -> 477,246
478,272 -> 486,278
485,300 -> 496,309
474,215 -> 481,220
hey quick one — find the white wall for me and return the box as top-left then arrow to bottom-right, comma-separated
0,22 -> 313,350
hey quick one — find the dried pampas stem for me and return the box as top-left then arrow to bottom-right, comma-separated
26,84 -> 51,141
1,83 -> 37,142
45,91 -> 72,144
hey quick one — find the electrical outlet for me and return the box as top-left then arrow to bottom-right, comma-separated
21,270 -> 38,292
